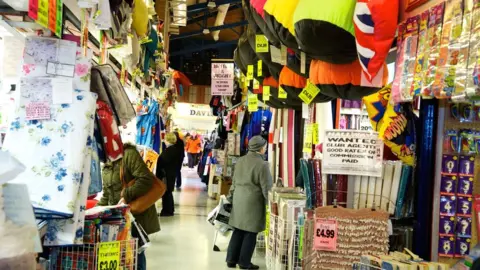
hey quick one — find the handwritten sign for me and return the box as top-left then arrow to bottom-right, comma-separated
279,86 -> 287,99
97,241 -> 120,270
322,130 -> 384,177
248,94 -> 258,112
246,65 -> 254,81
263,86 -> 270,101
314,219 -> 337,251
26,102 -> 50,120
299,80 -> 321,104
211,63 -> 234,95
257,60 -> 263,76
255,35 -> 269,53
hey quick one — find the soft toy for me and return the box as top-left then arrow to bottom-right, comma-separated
309,58 -> 388,100
263,0 -> 300,51
354,0 -> 399,82
293,0 -> 358,64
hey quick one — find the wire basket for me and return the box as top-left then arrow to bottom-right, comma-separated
49,239 -> 138,270
266,213 -> 304,270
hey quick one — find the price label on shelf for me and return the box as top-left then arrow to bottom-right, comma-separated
313,218 -> 337,251
98,241 -> 120,270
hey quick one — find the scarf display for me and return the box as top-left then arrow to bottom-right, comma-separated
304,207 -> 390,269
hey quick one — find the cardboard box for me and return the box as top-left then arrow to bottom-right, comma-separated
218,177 -> 233,198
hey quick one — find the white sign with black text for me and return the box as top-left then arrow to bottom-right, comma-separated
322,130 -> 384,177
211,63 -> 234,96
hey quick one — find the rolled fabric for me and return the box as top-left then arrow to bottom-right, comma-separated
293,0 -> 358,63
354,0 -> 399,82
280,66 -> 334,103
263,0 -> 300,51
309,58 -> 388,100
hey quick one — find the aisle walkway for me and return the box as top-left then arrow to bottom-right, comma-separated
146,168 -> 267,270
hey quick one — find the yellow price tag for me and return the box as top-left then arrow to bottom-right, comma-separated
303,124 -> 313,153
263,86 -> 270,101
257,60 -> 263,77
298,80 -> 321,104
279,86 -> 287,99
312,123 -> 319,145
255,35 -> 269,53
248,93 -> 258,112
247,65 -> 254,80
253,79 -> 260,90
97,241 -> 120,270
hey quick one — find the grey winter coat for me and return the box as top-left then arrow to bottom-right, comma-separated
228,151 -> 273,233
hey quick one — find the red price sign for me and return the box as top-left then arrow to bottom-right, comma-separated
313,218 -> 337,251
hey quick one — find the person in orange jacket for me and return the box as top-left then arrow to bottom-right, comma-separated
185,132 -> 202,168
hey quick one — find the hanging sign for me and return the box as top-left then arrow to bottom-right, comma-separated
299,80 -> 320,104
248,93 -> 258,112
211,62 -> 234,96
312,123 -> 319,145
142,149 -> 159,172
303,124 -> 313,153
322,130 -> 384,177
255,35 -> 269,53
314,219 -> 338,251
279,86 -> 287,99
246,65 -> 254,81
253,79 -> 260,90
97,241 -> 120,270
55,0 -> 63,37
263,86 -> 270,101
257,60 -> 263,76
37,0 -> 49,28
28,0 -> 39,20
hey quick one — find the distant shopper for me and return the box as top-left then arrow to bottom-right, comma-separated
156,133 -> 183,216
97,143 -> 160,270
226,136 -> 272,269
185,132 -> 202,168
173,131 -> 185,189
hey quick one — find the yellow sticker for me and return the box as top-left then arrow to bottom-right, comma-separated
248,93 -> 258,112
303,124 -> 313,153
312,123 -> 319,145
247,65 -> 254,81
37,0 -> 49,28
257,60 -> 263,77
255,35 -> 269,53
263,86 -> 270,101
97,241 -> 120,270
279,86 -> 287,99
298,80 -> 321,104
253,79 -> 260,90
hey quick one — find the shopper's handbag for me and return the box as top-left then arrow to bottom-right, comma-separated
120,160 -> 166,214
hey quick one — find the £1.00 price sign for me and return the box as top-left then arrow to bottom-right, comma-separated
98,241 -> 120,270
313,219 -> 337,251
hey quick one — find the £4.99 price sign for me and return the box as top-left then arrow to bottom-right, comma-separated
98,241 -> 120,270
313,219 -> 337,251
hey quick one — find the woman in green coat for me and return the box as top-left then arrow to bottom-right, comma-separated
97,143 -> 160,270
226,136 -> 273,269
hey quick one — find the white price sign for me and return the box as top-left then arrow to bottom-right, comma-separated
322,130 -> 384,177
211,63 -> 234,95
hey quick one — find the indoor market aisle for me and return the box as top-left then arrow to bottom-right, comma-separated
146,168 -> 267,270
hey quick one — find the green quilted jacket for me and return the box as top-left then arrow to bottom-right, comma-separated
97,144 -> 160,234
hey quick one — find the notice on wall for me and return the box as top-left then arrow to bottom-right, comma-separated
211,62 -> 234,96
322,130 -> 384,177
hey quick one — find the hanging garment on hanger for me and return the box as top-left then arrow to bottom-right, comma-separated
97,100 -> 124,162
136,99 -> 159,149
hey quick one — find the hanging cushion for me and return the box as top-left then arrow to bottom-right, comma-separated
251,0 -> 267,17
237,32 -> 271,81
234,48 -> 247,75
263,0 -> 300,51
280,66 -> 334,103
246,25 -> 283,80
245,0 -> 282,48
132,0 -> 149,37
354,0 -> 399,81
309,58 -> 388,100
293,0 -> 357,64
286,48 -> 311,78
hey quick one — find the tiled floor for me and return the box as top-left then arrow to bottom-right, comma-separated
146,168 -> 266,270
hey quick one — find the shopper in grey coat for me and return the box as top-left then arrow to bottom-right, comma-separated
226,135 -> 273,270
